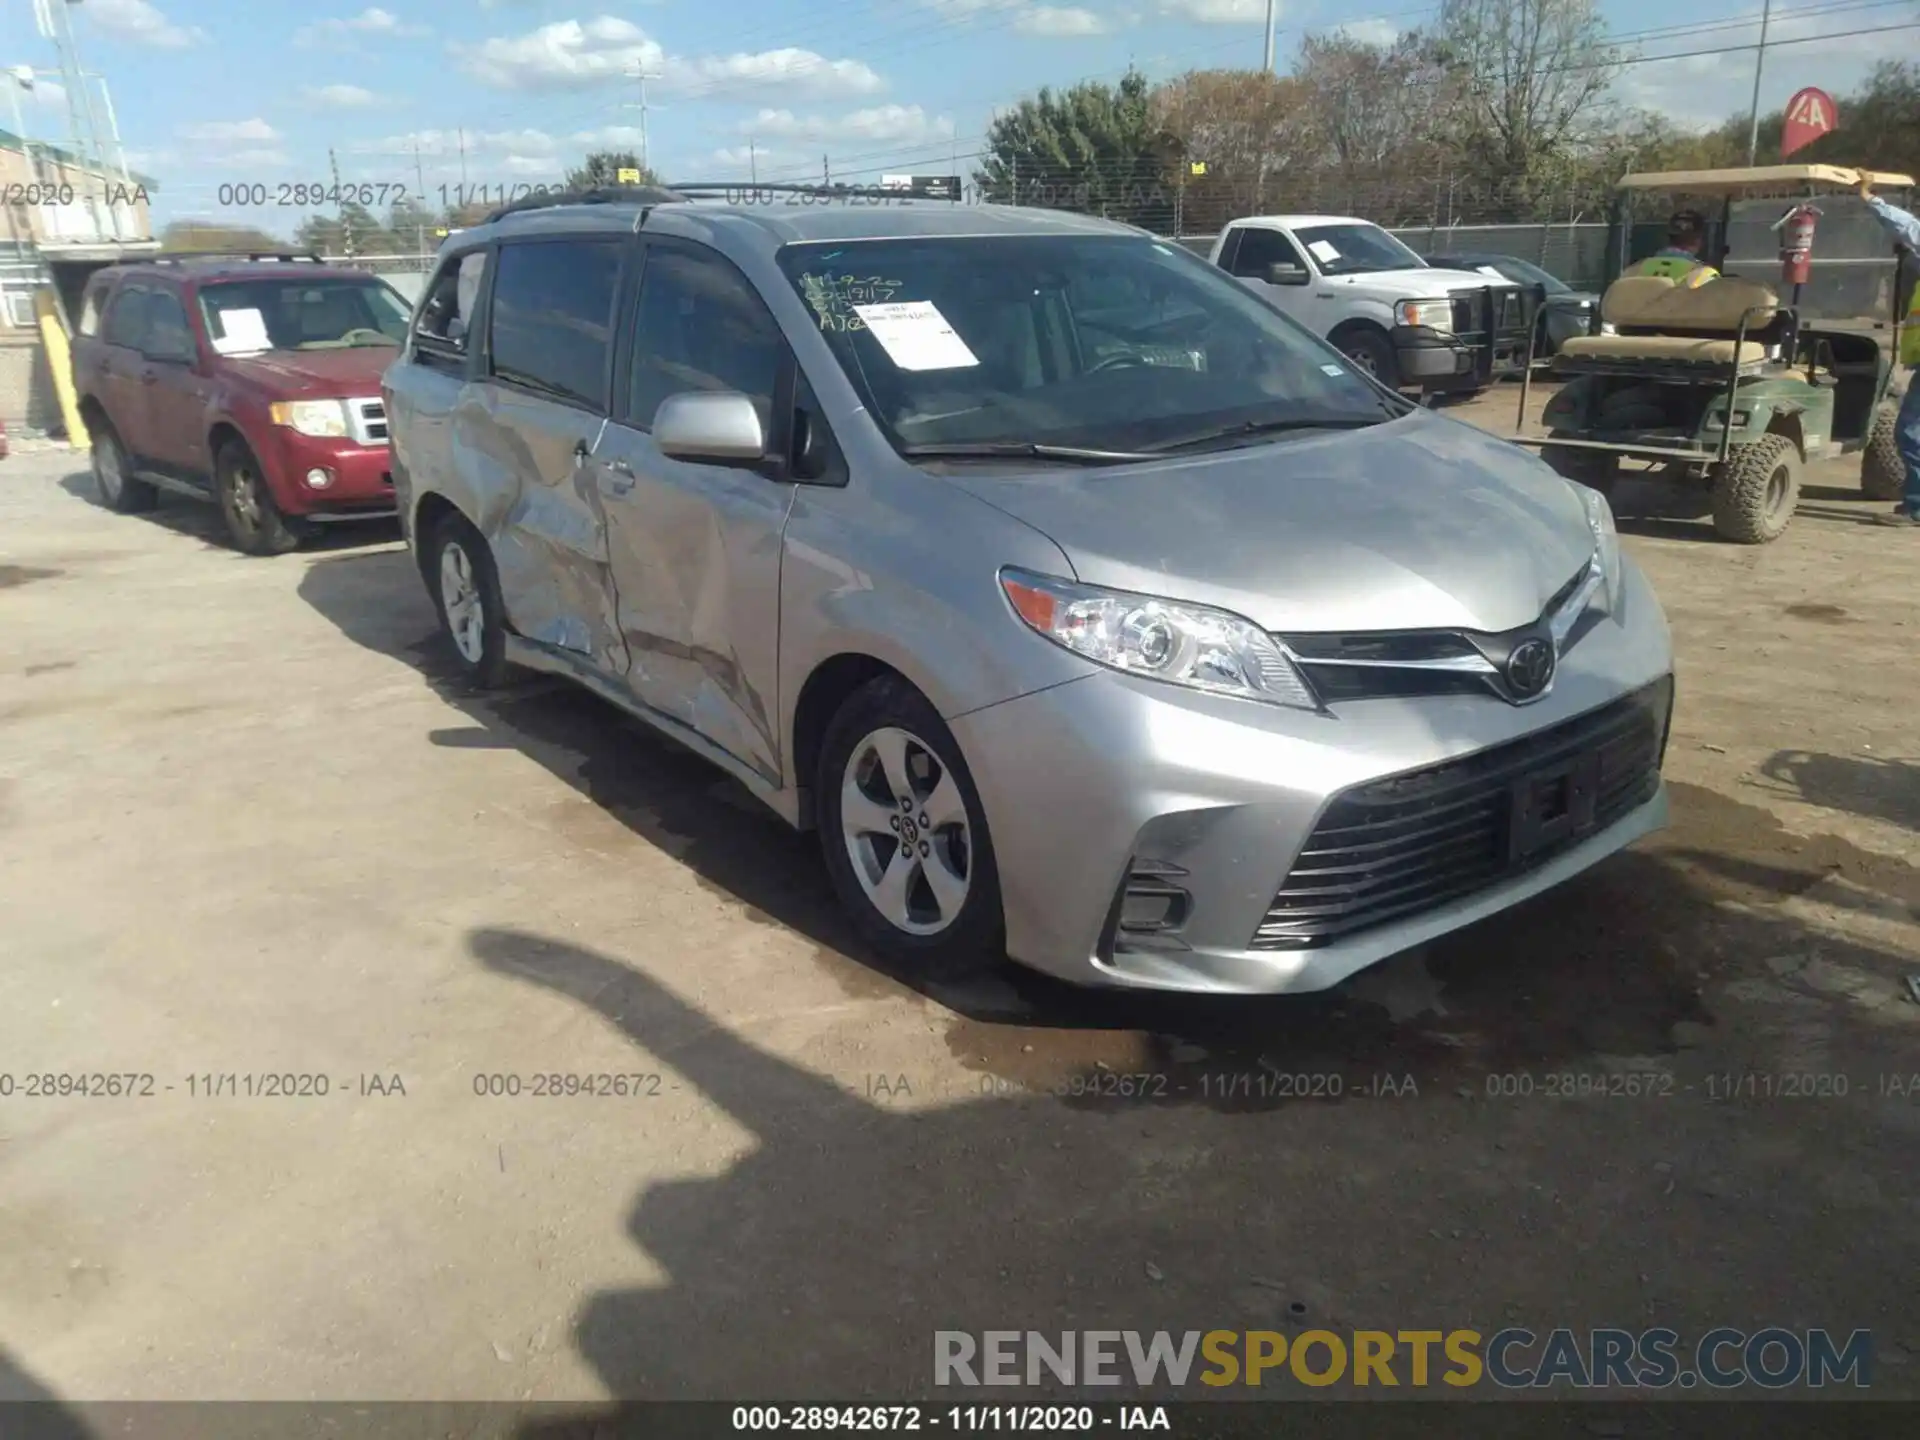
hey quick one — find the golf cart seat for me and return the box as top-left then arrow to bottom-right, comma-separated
1556,275 -> 1781,372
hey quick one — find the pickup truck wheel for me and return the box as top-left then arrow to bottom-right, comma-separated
817,676 -> 1003,979
215,439 -> 302,555
1860,403 -> 1905,502
428,516 -> 512,689
1711,433 -> 1801,544
91,419 -> 157,514
1333,328 -> 1399,388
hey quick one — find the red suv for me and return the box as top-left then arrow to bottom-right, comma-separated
71,252 -> 410,554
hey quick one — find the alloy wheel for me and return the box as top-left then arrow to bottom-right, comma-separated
839,725 -> 973,936
228,463 -> 264,532
438,540 -> 487,665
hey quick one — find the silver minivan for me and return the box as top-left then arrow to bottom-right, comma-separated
383,189 -> 1675,996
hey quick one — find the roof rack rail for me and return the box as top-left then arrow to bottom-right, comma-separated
666,181 -> 962,202
142,251 -> 327,265
480,184 -> 688,224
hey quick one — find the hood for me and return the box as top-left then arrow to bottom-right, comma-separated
219,345 -> 396,396
942,411 -> 1596,635
1330,265 -> 1516,298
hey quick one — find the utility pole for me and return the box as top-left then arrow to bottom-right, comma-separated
823,153 -> 830,185
410,135 -> 428,256
749,140 -> 757,186
1262,0 -> 1276,72
624,68 -> 655,175
329,146 -> 353,258
1743,0 -> 1773,165
457,127 -> 468,187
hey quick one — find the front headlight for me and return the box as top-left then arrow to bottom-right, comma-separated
1549,484 -> 1624,648
999,568 -> 1319,711
1394,299 -> 1453,332
269,399 -> 350,438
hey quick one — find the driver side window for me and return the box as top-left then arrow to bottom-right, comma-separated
143,289 -> 195,361
1228,227 -> 1308,278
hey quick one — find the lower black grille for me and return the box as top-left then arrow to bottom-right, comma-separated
1250,676 -> 1672,950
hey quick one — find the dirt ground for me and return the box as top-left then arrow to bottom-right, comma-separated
1,390 -> 1918,1407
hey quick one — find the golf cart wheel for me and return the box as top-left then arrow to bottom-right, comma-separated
1710,433 -> 1802,544
1541,433 -> 1618,497
1860,403 -> 1905,502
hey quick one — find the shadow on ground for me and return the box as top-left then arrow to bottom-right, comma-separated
299,545 -> 1920,1107
1757,749 -> 1920,832
0,1348 -> 92,1439
54,470 -> 398,556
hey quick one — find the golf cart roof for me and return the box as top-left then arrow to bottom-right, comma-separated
1617,164 -> 1915,195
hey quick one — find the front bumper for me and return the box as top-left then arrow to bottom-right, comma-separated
951,559 -> 1674,995
262,430 -> 396,517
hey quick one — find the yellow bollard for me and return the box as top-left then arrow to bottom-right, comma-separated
34,286 -> 89,451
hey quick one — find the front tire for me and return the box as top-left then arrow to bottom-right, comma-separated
1333,327 -> 1401,389
1711,433 -> 1802,543
817,677 -> 1003,976
1860,403 -> 1905,502
91,418 -> 157,514
428,515 -> 512,688
215,439 -> 302,555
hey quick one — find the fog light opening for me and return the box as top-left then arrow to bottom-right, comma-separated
305,467 -> 334,489
1118,877 -> 1190,937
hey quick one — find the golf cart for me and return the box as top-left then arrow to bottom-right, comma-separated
1513,164 -> 1916,543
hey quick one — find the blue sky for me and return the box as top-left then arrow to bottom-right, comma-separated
1,0 -> 1906,243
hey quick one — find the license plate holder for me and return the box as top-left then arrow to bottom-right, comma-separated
1508,750 -> 1601,863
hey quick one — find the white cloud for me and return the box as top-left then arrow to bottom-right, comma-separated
178,118 -> 283,143
214,148 -> 292,168
737,105 -> 949,145
302,83 -> 386,108
1157,0 -> 1266,22
1016,5 -> 1107,35
86,0 -> 206,48
1332,18 -> 1400,46
296,7 -> 431,46
454,17 -> 885,99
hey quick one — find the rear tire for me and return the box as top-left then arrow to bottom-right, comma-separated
427,514 -> 512,689
1860,403 -> 1905,502
91,417 -> 157,514
1711,433 -> 1802,544
817,676 -> 1003,979
215,438 -> 302,555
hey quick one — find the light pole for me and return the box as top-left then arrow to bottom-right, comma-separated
1262,0 -> 1276,72
1744,0 -> 1773,165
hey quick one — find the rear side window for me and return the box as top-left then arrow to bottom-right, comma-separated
487,239 -> 624,410
78,283 -> 109,337
102,287 -> 150,348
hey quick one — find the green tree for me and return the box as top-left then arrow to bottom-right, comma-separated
974,68 -> 1180,227
563,151 -> 660,189
293,200 -> 391,256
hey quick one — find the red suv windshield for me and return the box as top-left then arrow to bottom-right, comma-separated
198,277 -> 412,355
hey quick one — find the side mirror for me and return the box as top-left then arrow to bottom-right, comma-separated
653,390 -> 767,467
1265,262 -> 1310,286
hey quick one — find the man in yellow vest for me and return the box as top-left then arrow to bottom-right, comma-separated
1631,209 -> 1718,288
1860,176 -> 1920,525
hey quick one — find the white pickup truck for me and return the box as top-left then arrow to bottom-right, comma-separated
1205,215 -> 1537,396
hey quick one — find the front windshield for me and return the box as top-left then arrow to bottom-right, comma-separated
1292,223 -> 1426,277
777,234 -> 1399,455
198,277 -> 412,353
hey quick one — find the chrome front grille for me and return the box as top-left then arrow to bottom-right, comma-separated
347,396 -> 389,446
1250,676 -> 1671,950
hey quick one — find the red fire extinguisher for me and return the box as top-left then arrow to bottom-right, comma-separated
1778,203 -> 1820,285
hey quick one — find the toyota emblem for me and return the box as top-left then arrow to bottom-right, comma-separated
1504,638 -> 1556,701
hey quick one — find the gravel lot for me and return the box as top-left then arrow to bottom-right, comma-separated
2,393 -> 1918,1405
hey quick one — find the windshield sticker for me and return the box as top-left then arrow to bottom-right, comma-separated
1320,363 -> 1346,376
211,307 -> 271,354
1306,239 -> 1341,265
851,299 -> 980,371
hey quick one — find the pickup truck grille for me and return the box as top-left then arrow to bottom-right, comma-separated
347,397 -> 389,446
1249,676 -> 1672,950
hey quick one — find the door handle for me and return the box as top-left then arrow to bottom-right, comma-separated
140,369 -> 159,385
602,458 -> 635,495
